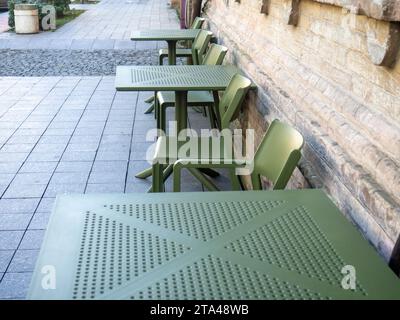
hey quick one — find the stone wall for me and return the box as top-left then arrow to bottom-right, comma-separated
203,0 -> 400,260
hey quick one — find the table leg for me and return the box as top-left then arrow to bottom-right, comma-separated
175,91 -> 219,178
212,91 -> 221,129
175,91 -> 188,133
167,40 -> 177,65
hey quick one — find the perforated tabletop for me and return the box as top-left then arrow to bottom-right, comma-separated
131,29 -> 200,41
115,65 -> 244,91
28,190 -> 400,300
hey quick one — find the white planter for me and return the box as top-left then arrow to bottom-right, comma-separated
14,4 -> 39,34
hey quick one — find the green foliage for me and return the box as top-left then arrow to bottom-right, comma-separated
7,0 -> 71,28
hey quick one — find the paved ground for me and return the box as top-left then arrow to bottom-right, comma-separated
0,12 -> 8,33
0,0 -> 179,49
0,76 -> 232,299
0,0 -> 229,300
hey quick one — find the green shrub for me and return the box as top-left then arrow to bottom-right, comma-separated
8,0 -> 71,28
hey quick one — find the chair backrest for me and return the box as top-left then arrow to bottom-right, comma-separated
202,44 -> 228,66
218,74 -> 252,130
251,120 -> 304,190
191,30 -> 213,65
190,17 -> 205,29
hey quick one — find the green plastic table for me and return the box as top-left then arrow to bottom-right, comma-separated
131,29 -> 200,65
115,65 -> 252,132
28,189 -> 400,300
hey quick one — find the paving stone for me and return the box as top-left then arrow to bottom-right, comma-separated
50,172 -> 89,184
114,40 -> 136,50
73,127 -> 104,136
0,199 -> 40,214
55,161 -> 92,173
70,39 -> 94,50
27,152 -> 63,162
0,231 -> 23,250
96,151 -> 130,161
33,143 -> 65,153
100,134 -> 131,145
13,128 -> 46,136
50,39 -> 72,50
48,121 -> 77,129
61,151 -> 96,162
103,126 -> 132,135
92,160 -> 128,172
91,39 -> 116,50
19,161 -> 58,173
0,250 -> 14,272
8,250 -> 39,272
35,198 -> 55,213
28,211 -> 52,230
44,183 -> 86,198
0,272 -> 32,299
0,162 -> 22,174
0,214 -> 32,231
85,183 -> 125,193
1,144 -> 36,153
3,183 -> 47,199
13,173 -> 52,185
38,135 -> 71,144
0,174 -> 14,185
130,142 -> 154,161
0,153 -> 29,162
65,143 -> 99,152
19,230 -> 45,250
88,171 -> 126,184
70,134 -> 101,144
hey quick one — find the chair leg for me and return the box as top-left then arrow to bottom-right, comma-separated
229,168 -> 241,191
152,163 -> 164,193
144,103 -> 154,114
188,168 -> 219,191
173,165 -> 182,192
145,96 -> 154,103
208,105 -> 217,129
160,105 -> 167,134
163,164 -> 173,183
251,174 -> 262,190
155,98 -> 161,132
135,167 -> 152,179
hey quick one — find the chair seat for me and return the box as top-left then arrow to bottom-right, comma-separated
158,48 -> 192,58
153,136 -> 240,164
157,91 -> 215,107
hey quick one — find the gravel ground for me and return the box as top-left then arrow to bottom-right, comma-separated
0,49 -> 162,76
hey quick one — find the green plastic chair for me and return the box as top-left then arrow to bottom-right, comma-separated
155,43 -> 228,133
152,74 -> 252,192
190,17 -> 206,29
158,18 -> 207,65
170,119 -> 304,192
